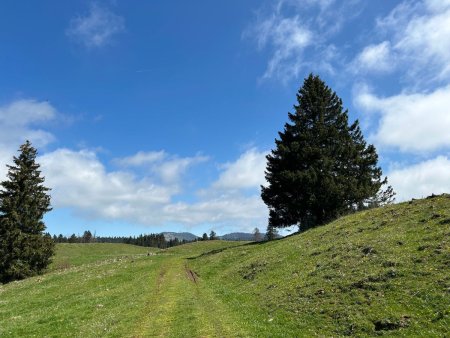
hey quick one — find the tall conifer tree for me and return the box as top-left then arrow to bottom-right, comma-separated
0,141 -> 54,283
261,74 -> 392,231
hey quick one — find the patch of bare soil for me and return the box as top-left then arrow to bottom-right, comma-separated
185,265 -> 198,283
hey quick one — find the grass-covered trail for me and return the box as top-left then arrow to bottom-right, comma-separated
0,241 -> 248,337
133,254 -> 248,337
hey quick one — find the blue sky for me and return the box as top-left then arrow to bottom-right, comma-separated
1,0 -> 449,237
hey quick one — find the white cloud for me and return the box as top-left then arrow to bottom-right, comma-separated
0,98 -> 267,231
0,99 -> 59,179
0,99 -> 57,148
388,156 -> 450,201
38,147 -> 267,230
0,99 -> 56,126
356,0 -> 450,83
247,12 -> 313,82
115,151 -> 166,166
162,195 -> 267,229
213,148 -> 268,190
355,85 -> 450,153
40,148 -> 177,222
67,4 -> 125,48
245,1 -> 363,82
425,0 -> 450,12
115,151 -> 208,184
157,156 -> 207,183
353,41 -> 393,73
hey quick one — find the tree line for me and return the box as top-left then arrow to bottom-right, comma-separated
52,230 -> 191,249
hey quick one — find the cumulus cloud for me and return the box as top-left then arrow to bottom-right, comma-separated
115,151 -> 208,184
162,195 -> 267,229
355,85 -> 450,153
0,96 -> 267,231
40,149 -> 175,223
0,99 -> 57,148
213,148 -> 268,190
0,99 -> 59,179
388,156 -> 450,201
39,147 -> 267,230
67,3 -> 125,48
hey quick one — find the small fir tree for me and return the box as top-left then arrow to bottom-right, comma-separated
265,225 -> 278,241
209,230 -> 217,240
253,227 -> 262,242
0,141 -> 54,283
261,74 -> 392,231
82,230 -> 93,243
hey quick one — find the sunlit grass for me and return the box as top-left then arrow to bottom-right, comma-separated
191,195 -> 450,336
0,196 -> 448,336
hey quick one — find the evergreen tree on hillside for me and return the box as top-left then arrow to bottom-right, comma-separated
209,230 -> 217,240
0,141 -> 54,283
265,225 -> 278,241
253,227 -> 262,242
261,74 -> 392,231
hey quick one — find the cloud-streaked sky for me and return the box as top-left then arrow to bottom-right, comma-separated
1,1 -> 449,236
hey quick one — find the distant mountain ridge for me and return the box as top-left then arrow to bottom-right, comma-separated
161,232 -> 199,242
161,231 -> 256,242
218,232 -> 254,241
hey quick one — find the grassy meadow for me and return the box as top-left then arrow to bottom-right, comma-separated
0,195 -> 449,337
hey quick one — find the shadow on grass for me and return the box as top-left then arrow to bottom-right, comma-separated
186,232 -> 303,260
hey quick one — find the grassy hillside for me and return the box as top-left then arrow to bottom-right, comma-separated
190,194 -> 450,336
0,196 -> 448,337
0,241 -> 246,337
50,243 -> 154,270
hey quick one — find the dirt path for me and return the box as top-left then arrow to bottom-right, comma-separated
132,255 -> 248,337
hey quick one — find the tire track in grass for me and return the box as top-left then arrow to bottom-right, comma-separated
135,256 -> 249,337
132,257 -> 177,337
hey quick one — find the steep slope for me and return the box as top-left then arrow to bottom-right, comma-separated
190,195 -> 450,336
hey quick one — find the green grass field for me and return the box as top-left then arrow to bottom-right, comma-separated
50,243 -> 155,270
0,195 -> 449,337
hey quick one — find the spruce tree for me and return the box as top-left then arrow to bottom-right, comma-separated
209,230 -> 217,240
261,74 -> 391,231
0,141 -> 54,283
265,225 -> 278,241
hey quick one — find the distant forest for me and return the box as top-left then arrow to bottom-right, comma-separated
52,231 -> 194,249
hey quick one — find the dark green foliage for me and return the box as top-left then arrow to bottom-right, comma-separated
202,233 -> 208,241
265,225 -> 278,241
365,184 -> 396,209
0,141 -> 54,283
82,230 -> 93,243
54,230 -> 191,249
262,74 -> 390,230
209,230 -> 217,240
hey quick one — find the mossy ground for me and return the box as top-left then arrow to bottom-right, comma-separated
0,196 -> 449,337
